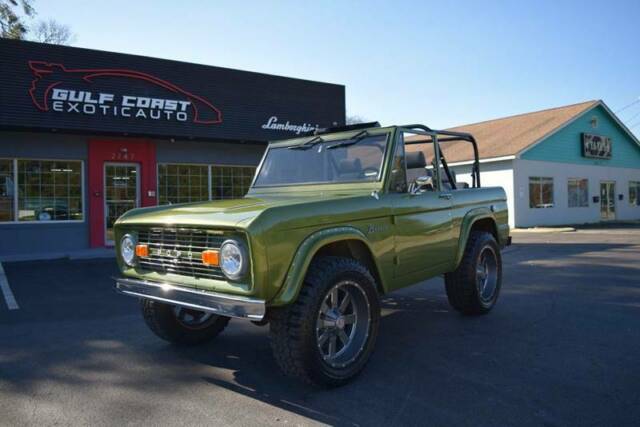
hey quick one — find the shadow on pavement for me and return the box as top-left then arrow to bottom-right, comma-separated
1,239 -> 639,425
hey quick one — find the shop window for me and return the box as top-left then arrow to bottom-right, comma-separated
17,160 -> 83,221
211,165 -> 256,200
0,159 -> 15,222
568,178 -> 589,208
158,164 -> 209,205
529,177 -> 554,208
630,181 -> 640,207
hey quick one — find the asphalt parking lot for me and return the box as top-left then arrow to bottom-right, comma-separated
1,228 -> 639,426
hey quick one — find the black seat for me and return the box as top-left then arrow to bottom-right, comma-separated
405,151 -> 426,169
405,151 -> 435,193
337,158 -> 363,180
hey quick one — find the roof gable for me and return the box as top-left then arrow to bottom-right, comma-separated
521,103 -> 640,168
406,100 -> 599,163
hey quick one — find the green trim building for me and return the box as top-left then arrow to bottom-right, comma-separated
438,100 -> 640,227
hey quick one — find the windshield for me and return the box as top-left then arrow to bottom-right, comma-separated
253,134 -> 389,187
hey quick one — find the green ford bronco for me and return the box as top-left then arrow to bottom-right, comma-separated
114,122 -> 510,386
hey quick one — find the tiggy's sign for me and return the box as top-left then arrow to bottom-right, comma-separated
582,133 -> 612,159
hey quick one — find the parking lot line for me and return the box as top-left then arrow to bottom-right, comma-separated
0,262 -> 19,310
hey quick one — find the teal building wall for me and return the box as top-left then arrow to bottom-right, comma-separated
521,105 -> 640,168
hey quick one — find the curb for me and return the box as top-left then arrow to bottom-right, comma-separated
511,227 -> 576,233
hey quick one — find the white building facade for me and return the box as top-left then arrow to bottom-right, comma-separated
445,101 -> 640,228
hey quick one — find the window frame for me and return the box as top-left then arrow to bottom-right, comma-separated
529,176 -> 554,209
157,162 -> 211,206
567,178 -> 589,208
0,157 -> 86,225
157,162 -> 257,205
252,133 -> 391,188
210,163 -> 258,200
630,181 -> 640,207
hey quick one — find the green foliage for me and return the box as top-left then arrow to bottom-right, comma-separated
0,0 -> 34,39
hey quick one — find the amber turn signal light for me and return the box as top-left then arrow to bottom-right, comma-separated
135,244 -> 149,257
201,249 -> 220,266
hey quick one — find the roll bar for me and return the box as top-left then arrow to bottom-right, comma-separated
400,124 -> 481,188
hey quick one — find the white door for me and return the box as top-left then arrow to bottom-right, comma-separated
104,163 -> 140,245
599,181 -> 616,221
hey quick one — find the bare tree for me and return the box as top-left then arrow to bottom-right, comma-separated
31,18 -> 74,44
0,0 -> 34,39
346,115 -> 366,125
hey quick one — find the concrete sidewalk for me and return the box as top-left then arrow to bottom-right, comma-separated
0,247 -> 115,263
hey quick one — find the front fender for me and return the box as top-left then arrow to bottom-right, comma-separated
455,208 -> 496,267
269,226 -> 378,307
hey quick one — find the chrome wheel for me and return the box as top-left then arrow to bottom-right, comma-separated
316,280 -> 371,368
476,246 -> 498,302
173,306 -> 216,330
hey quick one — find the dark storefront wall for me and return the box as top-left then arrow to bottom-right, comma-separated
0,39 -> 345,142
0,131 -> 265,259
0,132 -> 89,258
0,40 -> 344,259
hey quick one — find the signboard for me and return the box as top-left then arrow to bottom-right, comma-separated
582,133 -> 612,159
0,39 -> 345,141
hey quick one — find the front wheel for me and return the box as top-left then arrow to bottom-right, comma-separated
141,299 -> 230,345
269,256 -> 381,387
445,231 -> 502,315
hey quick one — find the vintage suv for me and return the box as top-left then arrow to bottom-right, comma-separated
114,122 -> 510,386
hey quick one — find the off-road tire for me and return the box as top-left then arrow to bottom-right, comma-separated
141,299 -> 230,345
445,231 -> 502,315
269,256 -> 381,387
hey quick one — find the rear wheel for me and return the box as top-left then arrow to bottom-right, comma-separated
141,299 -> 230,345
269,256 -> 380,387
445,231 -> 502,315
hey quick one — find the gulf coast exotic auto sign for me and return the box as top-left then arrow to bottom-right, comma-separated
28,61 -> 223,125
0,39 -> 345,141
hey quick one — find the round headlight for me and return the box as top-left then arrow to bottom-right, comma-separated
121,234 -> 136,266
220,240 -> 246,280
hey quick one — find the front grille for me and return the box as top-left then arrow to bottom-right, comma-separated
137,228 -> 227,281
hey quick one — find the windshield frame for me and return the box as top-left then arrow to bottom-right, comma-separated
249,128 -> 393,189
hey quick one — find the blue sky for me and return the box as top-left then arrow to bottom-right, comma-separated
36,0 -> 640,134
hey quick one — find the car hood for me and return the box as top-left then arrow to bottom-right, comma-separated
115,191 -> 376,229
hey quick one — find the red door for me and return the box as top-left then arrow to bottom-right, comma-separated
88,139 -> 156,247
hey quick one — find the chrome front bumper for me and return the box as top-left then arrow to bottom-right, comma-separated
114,277 -> 266,320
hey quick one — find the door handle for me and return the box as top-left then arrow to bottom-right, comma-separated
439,193 -> 452,200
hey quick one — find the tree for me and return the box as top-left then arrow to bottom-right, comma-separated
346,114 -> 366,125
0,0 -> 34,39
31,19 -> 74,44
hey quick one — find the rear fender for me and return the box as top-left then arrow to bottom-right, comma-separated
455,208 -> 497,267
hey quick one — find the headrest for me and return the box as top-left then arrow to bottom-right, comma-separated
406,151 -> 426,169
338,158 -> 363,174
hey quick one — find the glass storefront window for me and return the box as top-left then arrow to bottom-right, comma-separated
568,178 -> 589,208
157,164 -> 256,205
158,164 -> 209,205
0,159 -> 15,222
529,177 -> 554,208
211,166 -> 256,200
17,160 -> 83,221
